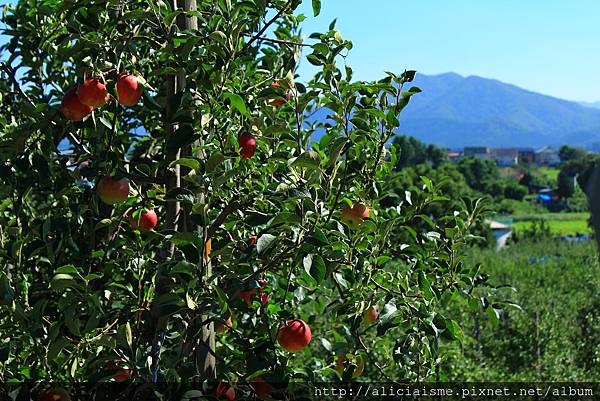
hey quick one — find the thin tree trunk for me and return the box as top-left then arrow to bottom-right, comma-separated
177,0 -> 217,381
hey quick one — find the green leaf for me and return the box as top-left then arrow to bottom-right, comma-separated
289,150 -> 321,170
182,390 -> 204,400
170,157 -> 201,171
312,0 -> 321,16
222,92 -> 249,116
94,218 -> 113,231
209,31 -> 228,45
306,53 -> 324,66
257,234 -> 277,256
55,265 -> 80,275
269,212 -> 302,227
125,321 -> 132,348
306,228 -> 329,246
98,116 -> 113,129
446,319 -> 464,343
47,337 -> 69,360
50,274 -> 79,291
206,152 -> 225,173
309,255 -> 326,284
166,125 -> 198,152
186,292 -> 197,310
164,187 -> 196,204
419,271 -> 434,301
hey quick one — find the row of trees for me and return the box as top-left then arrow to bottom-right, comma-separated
0,0 -> 496,398
392,135 -> 528,204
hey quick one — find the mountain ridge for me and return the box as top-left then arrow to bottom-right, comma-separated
398,73 -> 600,149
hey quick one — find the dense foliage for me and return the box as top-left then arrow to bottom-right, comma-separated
0,0 -> 494,396
445,240 -> 600,381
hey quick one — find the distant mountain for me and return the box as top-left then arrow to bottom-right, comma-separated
398,73 -> 600,149
579,101 -> 600,110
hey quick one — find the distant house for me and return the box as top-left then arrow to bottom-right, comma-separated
493,148 -> 519,166
517,147 -> 535,164
447,151 -> 461,162
464,146 -> 492,159
485,219 -> 513,251
535,146 -> 560,166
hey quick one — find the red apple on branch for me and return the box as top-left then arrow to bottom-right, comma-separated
216,381 -> 236,401
215,315 -> 233,332
59,87 -> 93,121
37,387 -> 71,401
277,319 -> 311,352
335,353 -> 365,378
240,278 -> 269,307
106,358 -> 132,381
238,132 -> 256,159
96,176 -> 129,205
340,202 -> 370,227
250,377 -> 275,400
363,307 -> 378,324
77,77 -> 110,107
129,208 -> 158,232
268,82 -> 291,107
117,74 -> 143,106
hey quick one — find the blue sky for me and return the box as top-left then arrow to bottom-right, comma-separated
2,1 -> 599,101
296,0 -> 600,102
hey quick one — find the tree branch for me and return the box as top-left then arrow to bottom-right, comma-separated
240,0 -> 294,54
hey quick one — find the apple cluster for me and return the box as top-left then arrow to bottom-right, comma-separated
59,73 -> 143,121
60,73 -> 159,232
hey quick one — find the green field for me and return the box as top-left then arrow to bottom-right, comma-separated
507,212 -> 591,236
538,167 -> 560,181
513,219 -> 591,236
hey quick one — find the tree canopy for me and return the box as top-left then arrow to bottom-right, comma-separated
0,0 -> 493,398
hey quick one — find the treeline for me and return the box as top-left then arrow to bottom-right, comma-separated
391,135 -> 528,202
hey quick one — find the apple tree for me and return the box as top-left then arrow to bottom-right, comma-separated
0,0 -> 493,398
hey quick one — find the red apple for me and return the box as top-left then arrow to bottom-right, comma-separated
268,82 -> 291,107
363,307 -> 378,324
96,176 -> 129,205
60,87 -> 93,121
240,279 -> 269,307
215,316 -> 233,332
340,202 -> 370,227
240,288 -> 257,306
106,358 -> 131,381
277,319 -> 311,352
216,381 -> 236,401
353,203 -> 370,219
38,387 -> 71,401
250,377 -> 275,400
335,353 -> 365,378
340,203 -> 359,226
116,74 -> 143,106
238,132 -> 256,159
129,208 -> 158,232
77,77 -> 110,107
